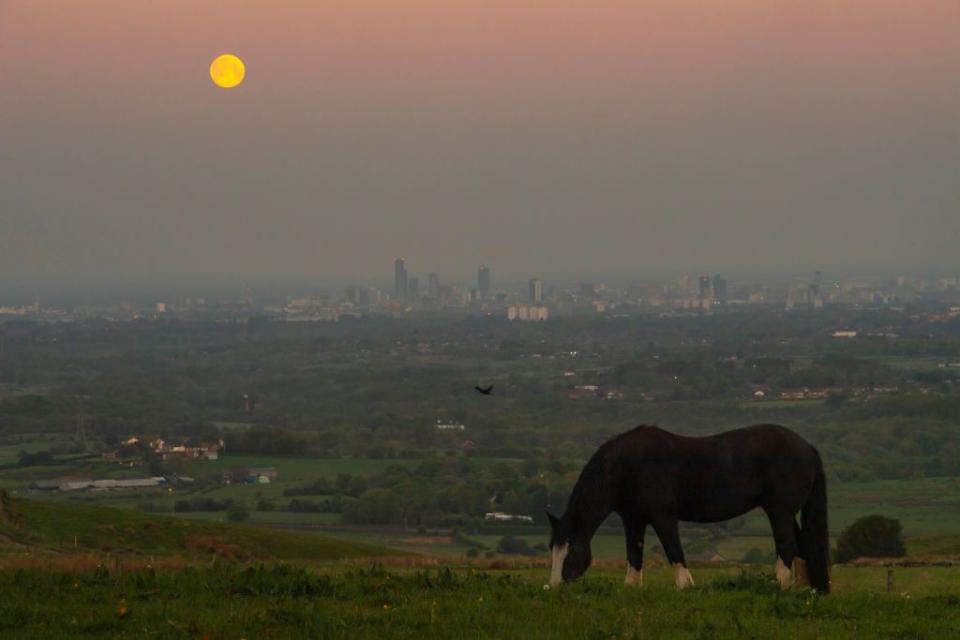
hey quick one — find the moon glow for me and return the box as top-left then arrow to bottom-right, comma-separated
210,54 -> 245,89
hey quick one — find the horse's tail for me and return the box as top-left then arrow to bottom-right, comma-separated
800,451 -> 830,593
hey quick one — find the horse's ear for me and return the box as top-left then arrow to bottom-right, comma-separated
546,511 -> 559,530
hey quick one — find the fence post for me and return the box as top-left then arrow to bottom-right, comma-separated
886,568 -> 894,592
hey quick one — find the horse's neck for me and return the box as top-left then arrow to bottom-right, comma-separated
575,509 -> 607,543
568,483 -> 611,540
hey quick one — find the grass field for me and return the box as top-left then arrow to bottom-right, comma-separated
2,495 -> 960,638
830,477 -> 960,535
173,510 -> 343,526
0,563 -> 958,639
178,455 -> 424,482
0,441 -> 60,466
4,448 -> 960,571
0,497 -> 394,562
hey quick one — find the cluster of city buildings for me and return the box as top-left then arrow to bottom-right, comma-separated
5,268 -> 960,324
191,267 -> 960,322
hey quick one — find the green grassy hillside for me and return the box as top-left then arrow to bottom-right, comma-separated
1,564 -> 959,639
0,494 -> 397,561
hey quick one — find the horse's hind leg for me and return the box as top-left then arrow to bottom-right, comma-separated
651,516 -> 693,590
622,517 -> 646,586
766,511 -> 800,590
792,521 -> 810,587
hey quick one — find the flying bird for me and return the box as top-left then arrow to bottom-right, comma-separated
474,385 -> 494,395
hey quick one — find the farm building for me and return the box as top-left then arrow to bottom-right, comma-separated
484,512 -> 534,524
57,477 -> 167,492
150,438 -> 223,461
246,468 -> 278,483
31,477 -> 92,491
223,467 -> 279,484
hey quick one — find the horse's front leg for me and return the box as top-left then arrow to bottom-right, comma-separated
622,516 -> 647,586
652,515 -> 694,590
765,510 -> 800,590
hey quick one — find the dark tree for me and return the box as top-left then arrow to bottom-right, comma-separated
834,515 -> 906,563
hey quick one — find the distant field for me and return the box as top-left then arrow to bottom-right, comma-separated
173,510 -> 342,526
179,455 -> 423,481
4,450 -> 960,561
740,399 -> 827,409
830,477 -> 960,536
865,355 -> 954,371
0,441 -> 60,466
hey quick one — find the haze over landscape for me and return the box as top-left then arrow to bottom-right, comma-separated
2,0 -> 959,287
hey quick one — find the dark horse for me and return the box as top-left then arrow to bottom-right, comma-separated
548,424 -> 829,592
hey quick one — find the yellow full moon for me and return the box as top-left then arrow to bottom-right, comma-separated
210,54 -> 245,89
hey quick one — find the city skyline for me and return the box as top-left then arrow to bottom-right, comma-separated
6,256 -> 960,318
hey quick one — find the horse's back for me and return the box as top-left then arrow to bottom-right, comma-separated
612,423 -> 816,461
608,424 -> 821,521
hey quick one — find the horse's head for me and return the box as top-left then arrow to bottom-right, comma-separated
547,510 -> 592,584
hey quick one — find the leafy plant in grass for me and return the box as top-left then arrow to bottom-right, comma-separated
226,505 -> 250,523
742,547 -> 776,565
710,570 -> 781,595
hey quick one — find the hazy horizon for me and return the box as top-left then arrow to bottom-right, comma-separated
2,1 -> 959,284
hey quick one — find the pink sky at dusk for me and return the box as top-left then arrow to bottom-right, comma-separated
1,1 -> 958,282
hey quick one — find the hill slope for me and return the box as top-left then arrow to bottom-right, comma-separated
0,493 -> 395,561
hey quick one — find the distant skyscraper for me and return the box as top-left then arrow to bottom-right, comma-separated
394,259 -> 408,302
711,274 -> 727,305
529,278 -> 543,304
477,265 -> 491,299
362,287 -> 382,308
698,275 -> 712,299
428,272 -> 441,300
407,277 -> 419,303
811,270 -> 823,297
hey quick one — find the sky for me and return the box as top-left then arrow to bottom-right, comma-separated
1,0 -> 959,287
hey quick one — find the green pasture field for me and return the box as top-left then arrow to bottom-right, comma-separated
863,355 -> 954,371
175,454 -> 524,482
0,440 -> 63,466
172,510 -> 342,526
177,455 -> 425,481
0,498 -> 392,562
739,399 -> 827,409
0,563 -> 958,639
830,477 -> 960,536
5,450 -> 960,565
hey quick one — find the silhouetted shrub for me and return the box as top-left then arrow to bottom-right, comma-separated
834,515 -> 906,562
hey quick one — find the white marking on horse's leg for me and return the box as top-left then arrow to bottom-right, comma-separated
673,563 -> 694,590
775,557 -> 793,590
792,558 -> 809,587
550,543 -> 569,586
624,566 -> 643,587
